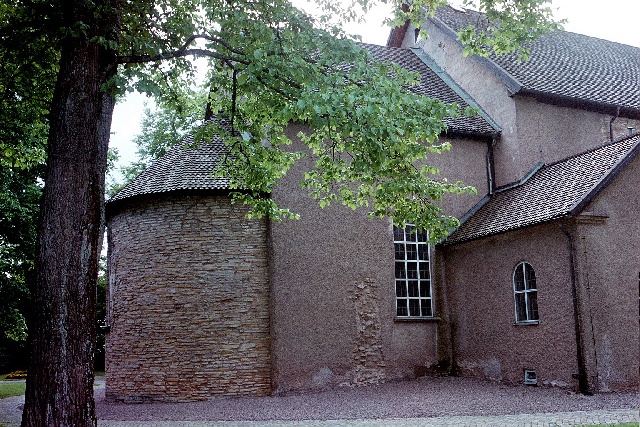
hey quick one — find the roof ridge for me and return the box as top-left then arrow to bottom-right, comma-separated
435,3 -> 640,50
557,29 -> 640,49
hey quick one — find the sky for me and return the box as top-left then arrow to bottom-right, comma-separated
108,0 -> 640,179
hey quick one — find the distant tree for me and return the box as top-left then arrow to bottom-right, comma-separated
94,255 -> 108,372
0,165 -> 39,366
108,88 -> 207,197
0,0 -> 559,424
0,0 -> 57,370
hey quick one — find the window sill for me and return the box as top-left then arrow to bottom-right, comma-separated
513,320 -> 539,326
395,316 -> 441,322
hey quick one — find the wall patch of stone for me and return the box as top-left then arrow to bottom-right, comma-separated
342,278 -> 386,386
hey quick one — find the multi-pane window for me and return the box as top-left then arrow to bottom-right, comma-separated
394,225 -> 433,317
513,262 -> 539,323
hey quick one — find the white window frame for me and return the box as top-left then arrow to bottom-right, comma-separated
393,224 -> 433,318
513,261 -> 539,324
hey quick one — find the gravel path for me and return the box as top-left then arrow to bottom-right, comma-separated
1,376 -> 638,426
96,376 -> 638,423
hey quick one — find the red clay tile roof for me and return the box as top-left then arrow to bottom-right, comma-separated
432,5 -> 640,118
445,133 -> 640,245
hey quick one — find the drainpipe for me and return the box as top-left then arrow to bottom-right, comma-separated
609,107 -> 620,142
486,136 -> 497,194
560,222 -> 592,395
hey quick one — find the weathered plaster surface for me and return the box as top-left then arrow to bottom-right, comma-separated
442,224 -> 579,389
267,126 -> 489,393
440,152 -> 640,392
413,22 -> 640,187
574,154 -> 640,391
513,96 -> 640,172
414,21 -> 519,186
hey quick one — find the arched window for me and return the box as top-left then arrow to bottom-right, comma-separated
513,262 -> 539,323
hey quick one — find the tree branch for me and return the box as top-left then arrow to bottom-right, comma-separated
116,33 -> 248,65
117,48 -> 246,65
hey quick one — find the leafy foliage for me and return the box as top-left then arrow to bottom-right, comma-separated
1,0 -> 559,354
1,0 -> 558,421
112,0 -> 558,240
0,0 -> 57,352
456,0 -> 564,60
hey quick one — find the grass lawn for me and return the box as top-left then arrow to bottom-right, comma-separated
0,380 -> 26,399
585,424 -> 639,427
0,371 -> 104,401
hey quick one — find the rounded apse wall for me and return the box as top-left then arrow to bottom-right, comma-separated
105,193 -> 271,402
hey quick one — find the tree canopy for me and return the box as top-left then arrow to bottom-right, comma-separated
0,0 -> 57,359
110,0 -> 560,239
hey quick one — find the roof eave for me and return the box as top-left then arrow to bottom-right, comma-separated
442,214 -> 569,247
442,128 -> 498,141
517,89 -> 640,120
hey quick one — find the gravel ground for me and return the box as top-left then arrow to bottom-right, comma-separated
95,376 -> 638,422
1,376 -> 638,426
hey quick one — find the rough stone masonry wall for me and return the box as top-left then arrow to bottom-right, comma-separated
341,278 -> 386,387
105,194 -> 271,402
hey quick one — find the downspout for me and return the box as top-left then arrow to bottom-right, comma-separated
560,222 -> 592,395
486,136 -> 497,194
434,246 -> 456,375
609,106 -> 620,142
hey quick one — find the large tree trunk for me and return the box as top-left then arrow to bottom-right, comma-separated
21,2 -> 119,425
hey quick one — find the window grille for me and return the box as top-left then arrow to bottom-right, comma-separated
513,262 -> 539,323
394,224 -> 433,317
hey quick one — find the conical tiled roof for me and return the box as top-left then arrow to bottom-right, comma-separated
108,132 -> 231,204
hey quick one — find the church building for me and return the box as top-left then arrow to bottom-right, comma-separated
105,5 -> 639,401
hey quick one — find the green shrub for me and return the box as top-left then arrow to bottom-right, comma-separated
4,370 -> 26,379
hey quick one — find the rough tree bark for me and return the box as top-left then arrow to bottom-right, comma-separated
21,1 -> 120,425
